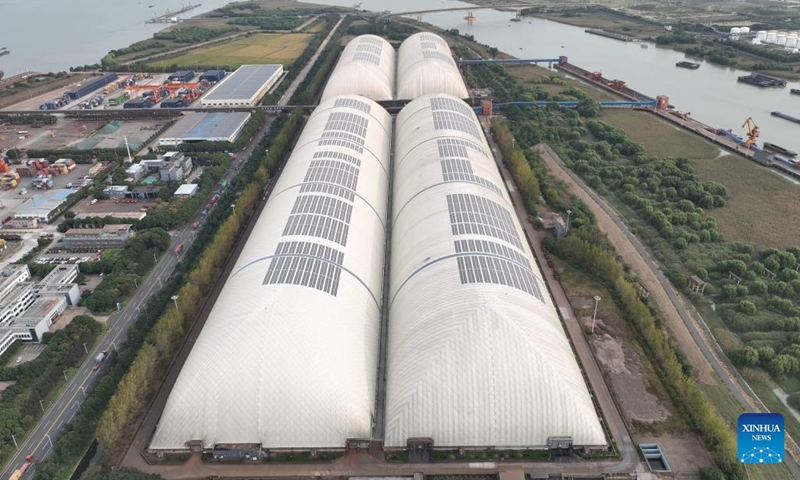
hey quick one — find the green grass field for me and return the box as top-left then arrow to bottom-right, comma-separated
600,110 -> 800,248
149,33 -> 313,69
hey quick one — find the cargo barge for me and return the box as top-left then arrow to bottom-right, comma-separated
738,72 -> 787,87
771,111 -> 800,124
676,61 -> 700,69
791,89 -> 800,95
0,48 -> 9,57
764,142 -> 798,157
585,29 -> 633,42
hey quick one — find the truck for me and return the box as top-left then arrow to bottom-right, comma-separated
10,455 -> 34,480
174,243 -> 184,256
92,351 -> 108,371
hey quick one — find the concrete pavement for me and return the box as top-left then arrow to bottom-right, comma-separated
1,225 -> 190,480
278,15 -> 345,106
536,143 -> 800,476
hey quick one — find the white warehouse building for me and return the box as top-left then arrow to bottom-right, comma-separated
396,33 -> 469,101
321,35 -> 396,103
201,64 -> 283,107
385,94 -> 606,448
150,95 -> 392,450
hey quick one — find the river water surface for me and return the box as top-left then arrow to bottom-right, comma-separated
1,0 -> 799,153
311,0 -> 800,155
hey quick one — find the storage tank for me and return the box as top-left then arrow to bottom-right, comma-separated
786,35 -> 798,49
777,32 -> 788,46
730,27 -> 741,35
766,30 -> 778,43
740,26 -> 751,34
757,30 -> 768,41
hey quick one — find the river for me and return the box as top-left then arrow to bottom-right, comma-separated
0,0 -> 232,77
1,0 -> 799,153
310,0 -> 800,155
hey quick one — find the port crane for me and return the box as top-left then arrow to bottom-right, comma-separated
742,117 -> 760,147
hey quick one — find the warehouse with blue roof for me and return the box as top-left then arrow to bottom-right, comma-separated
158,111 -> 251,146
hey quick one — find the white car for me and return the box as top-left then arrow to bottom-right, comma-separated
15,357 -> 22,363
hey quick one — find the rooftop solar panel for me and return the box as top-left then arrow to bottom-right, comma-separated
203,65 -> 282,101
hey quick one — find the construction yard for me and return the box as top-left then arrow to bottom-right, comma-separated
148,33 -> 313,69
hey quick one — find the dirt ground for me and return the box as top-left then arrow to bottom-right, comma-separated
51,306 -> 106,331
0,118 -> 106,152
593,333 -> 671,424
536,144 -> 716,385
636,434 -> 714,475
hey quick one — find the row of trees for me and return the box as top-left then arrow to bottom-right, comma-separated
95,109 -> 305,464
0,316 -> 102,465
290,17 -> 350,105
81,229 -> 171,313
467,60 -> 743,477
549,232 -> 743,479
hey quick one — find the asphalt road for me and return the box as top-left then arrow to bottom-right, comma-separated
538,143 -> 800,477
0,102 -> 278,480
1,228 -> 189,480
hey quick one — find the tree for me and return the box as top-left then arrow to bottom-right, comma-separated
721,284 -> 739,301
576,98 -> 601,118
699,467 -> 726,480
91,468 -> 164,480
731,346 -> 759,367
768,354 -> 800,378
736,300 -> 757,315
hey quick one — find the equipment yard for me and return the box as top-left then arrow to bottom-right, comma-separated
72,119 -> 168,151
148,33 -> 314,69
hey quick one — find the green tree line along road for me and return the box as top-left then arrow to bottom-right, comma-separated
472,55 -> 762,477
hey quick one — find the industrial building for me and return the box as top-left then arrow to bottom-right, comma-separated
10,189 -> 73,227
173,184 -> 199,197
66,73 -> 118,100
321,35 -> 396,102
396,33 -> 469,100
319,33 -> 468,102
104,185 -> 130,199
149,35 -> 603,455
201,64 -> 283,107
158,112 -> 252,147
385,94 -> 605,448
135,152 -> 193,182
150,95 -> 391,451
199,70 -> 226,83
168,70 -> 195,83
0,264 -> 81,355
63,224 -> 134,251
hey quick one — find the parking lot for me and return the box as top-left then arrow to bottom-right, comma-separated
7,344 -> 46,367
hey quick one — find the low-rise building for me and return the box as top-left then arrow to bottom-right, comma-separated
64,224 -> 134,251
160,152 -> 193,182
174,184 -> 199,197
127,163 -> 146,182
0,264 -> 81,355
0,265 -> 31,300
104,185 -> 130,200
0,282 -> 35,324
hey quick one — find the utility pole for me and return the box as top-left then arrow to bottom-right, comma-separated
591,295 -> 601,334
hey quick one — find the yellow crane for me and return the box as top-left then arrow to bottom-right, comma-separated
742,117 -> 760,147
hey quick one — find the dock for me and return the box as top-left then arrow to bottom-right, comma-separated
553,57 -> 800,180
585,29 -> 634,42
145,3 -> 201,24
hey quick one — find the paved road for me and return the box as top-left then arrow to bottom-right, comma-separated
537,143 -> 800,477
480,118 -> 639,474
278,15 -> 345,106
0,226 -> 192,480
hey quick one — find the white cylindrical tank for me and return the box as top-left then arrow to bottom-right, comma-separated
730,27 -> 741,35
757,30 -> 768,41
777,33 -> 788,45
740,26 -> 751,34
766,30 -> 778,43
786,35 -> 798,49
